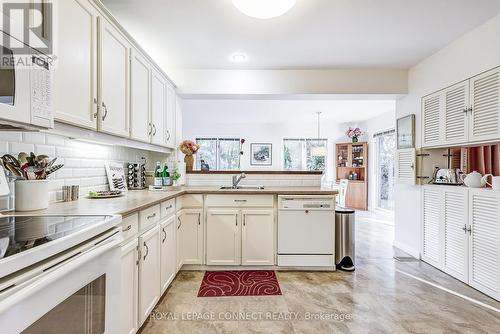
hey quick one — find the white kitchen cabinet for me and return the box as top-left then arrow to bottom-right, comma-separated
138,225 -> 161,325
468,189 -> 500,300
422,92 -> 443,148
444,81 -> 469,145
150,69 -> 167,146
178,209 -> 203,265
241,210 -> 275,266
54,0 -> 98,129
421,187 -> 442,268
176,215 -> 183,272
98,16 -> 130,137
120,239 -> 139,334
130,48 -> 151,142
442,187 -> 468,283
468,68 -> 500,143
165,83 -> 176,148
206,210 -> 241,266
160,216 -> 176,294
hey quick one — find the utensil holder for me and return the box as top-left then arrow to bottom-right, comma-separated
15,180 -> 49,211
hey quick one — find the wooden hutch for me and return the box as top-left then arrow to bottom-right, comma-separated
335,142 -> 368,210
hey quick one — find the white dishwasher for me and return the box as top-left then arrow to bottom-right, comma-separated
278,196 -> 335,268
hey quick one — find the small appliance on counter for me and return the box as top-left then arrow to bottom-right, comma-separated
431,167 -> 464,186
127,159 -> 146,190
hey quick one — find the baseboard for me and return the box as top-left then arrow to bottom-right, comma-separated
393,240 -> 421,259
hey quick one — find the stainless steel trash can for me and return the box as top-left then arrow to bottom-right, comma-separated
335,208 -> 355,271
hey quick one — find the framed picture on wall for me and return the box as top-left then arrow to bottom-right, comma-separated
397,114 -> 415,149
250,143 -> 272,166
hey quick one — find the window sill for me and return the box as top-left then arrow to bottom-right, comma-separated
187,170 -> 323,175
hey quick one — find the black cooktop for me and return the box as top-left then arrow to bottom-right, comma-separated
0,215 -> 110,260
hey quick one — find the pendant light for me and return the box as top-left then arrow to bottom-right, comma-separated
311,111 -> 327,157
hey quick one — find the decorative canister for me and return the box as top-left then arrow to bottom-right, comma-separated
15,180 -> 49,211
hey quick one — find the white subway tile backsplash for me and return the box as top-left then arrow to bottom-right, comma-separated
56,146 -> 73,158
46,134 -> 66,146
23,132 -> 46,144
9,142 -> 34,155
64,158 -> 81,168
35,144 -> 56,157
0,132 -> 22,142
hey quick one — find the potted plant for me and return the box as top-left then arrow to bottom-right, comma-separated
179,140 -> 200,172
346,127 -> 364,143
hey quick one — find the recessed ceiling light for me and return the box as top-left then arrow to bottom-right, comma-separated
230,52 -> 248,63
232,0 -> 296,19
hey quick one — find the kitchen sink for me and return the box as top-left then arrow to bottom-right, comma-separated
220,185 -> 265,190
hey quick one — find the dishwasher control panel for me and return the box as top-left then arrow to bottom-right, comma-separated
279,196 -> 335,210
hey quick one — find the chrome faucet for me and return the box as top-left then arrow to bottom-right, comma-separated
232,172 -> 246,188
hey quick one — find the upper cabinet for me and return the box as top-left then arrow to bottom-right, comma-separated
130,49 -> 151,143
422,67 -> 500,148
150,69 -> 167,146
98,17 -> 130,137
54,0 -> 99,129
165,83 -> 176,148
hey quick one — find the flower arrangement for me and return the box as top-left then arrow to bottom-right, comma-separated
346,127 -> 363,143
179,140 -> 200,156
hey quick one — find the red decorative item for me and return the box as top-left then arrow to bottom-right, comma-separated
197,271 -> 282,297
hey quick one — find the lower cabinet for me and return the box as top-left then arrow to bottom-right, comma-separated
176,215 -> 183,272
160,216 -> 176,294
138,225 -> 161,325
422,186 -> 500,300
120,239 -> 139,334
177,209 -> 203,265
206,208 -> 275,266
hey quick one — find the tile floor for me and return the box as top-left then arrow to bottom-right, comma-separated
140,210 -> 500,333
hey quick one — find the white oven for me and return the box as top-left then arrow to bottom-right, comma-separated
0,215 -> 122,334
0,31 -> 53,129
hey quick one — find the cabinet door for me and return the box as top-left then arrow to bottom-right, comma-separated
130,49 -> 151,142
150,69 -> 166,146
120,239 -> 139,334
422,92 -> 443,147
443,188 -> 468,283
178,209 -> 203,265
469,68 -> 500,143
468,190 -> 500,300
444,81 -> 469,145
54,0 -> 98,129
138,225 -> 161,325
346,182 -> 367,210
176,214 -> 182,272
98,17 -> 130,137
160,216 -> 176,294
242,210 -> 275,266
165,83 -> 176,148
421,187 -> 442,268
206,209 -> 240,266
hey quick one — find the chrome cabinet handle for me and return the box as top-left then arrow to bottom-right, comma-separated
152,124 -> 157,136
143,242 -> 149,260
162,228 -> 167,243
234,199 -> 247,203
122,225 -> 132,232
177,216 -> 182,229
243,215 -> 246,227
148,123 -> 152,136
166,130 -> 171,141
102,102 -> 108,121
198,213 -> 201,225
93,98 -> 98,119
166,204 -> 173,211
467,226 -> 472,234
147,213 -> 156,220
235,214 -> 238,227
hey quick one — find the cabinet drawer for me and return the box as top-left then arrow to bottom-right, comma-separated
176,194 -> 203,209
206,195 -> 274,208
161,199 -> 176,218
121,213 -> 139,241
139,205 -> 161,231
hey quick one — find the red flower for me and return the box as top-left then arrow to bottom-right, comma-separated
241,139 -> 246,144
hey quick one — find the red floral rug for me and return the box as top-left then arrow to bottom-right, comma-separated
197,271 -> 282,297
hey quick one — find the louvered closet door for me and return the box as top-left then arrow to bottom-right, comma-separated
468,190 -> 500,300
469,68 -> 500,143
422,92 -> 443,147
422,186 -> 442,268
443,188 -> 468,283
444,81 -> 469,145
396,149 -> 416,185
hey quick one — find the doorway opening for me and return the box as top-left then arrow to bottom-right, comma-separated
375,129 -> 395,212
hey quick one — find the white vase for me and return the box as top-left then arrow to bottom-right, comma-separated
15,180 -> 49,211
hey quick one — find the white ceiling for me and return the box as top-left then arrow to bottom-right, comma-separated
180,99 -> 395,124
103,0 -> 500,70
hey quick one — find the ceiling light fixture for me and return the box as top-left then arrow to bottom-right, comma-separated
230,52 -> 248,63
311,111 -> 328,157
232,0 -> 296,19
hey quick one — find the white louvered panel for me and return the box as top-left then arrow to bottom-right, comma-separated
469,68 -> 500,142
422,187 -> 441,267
444,82 -> 469,144
469,191 -> 500,299
443,190 -> 468,282
396,149 -> 416,185
422,93 -> 442,147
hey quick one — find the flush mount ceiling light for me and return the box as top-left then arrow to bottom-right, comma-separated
230,52 -> 248,63
232,0 -> 297,19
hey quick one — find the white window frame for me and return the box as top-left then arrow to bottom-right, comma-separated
196,137 -> 241,171
283,138 -> 328,171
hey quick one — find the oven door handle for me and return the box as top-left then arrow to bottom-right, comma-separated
0,231 -> 123,314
